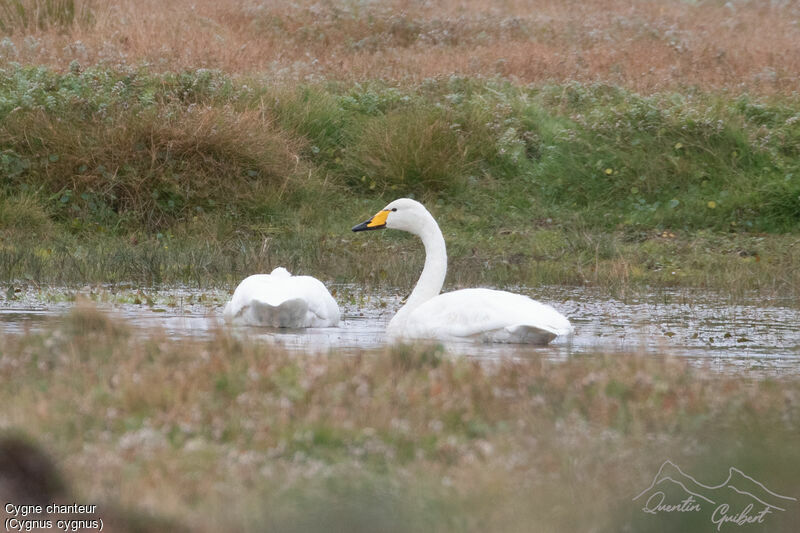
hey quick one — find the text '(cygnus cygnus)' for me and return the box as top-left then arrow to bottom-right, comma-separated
352,199 -> 572,344
224,267 -> 340,328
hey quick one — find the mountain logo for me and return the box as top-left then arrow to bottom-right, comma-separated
633,460 -> 796,530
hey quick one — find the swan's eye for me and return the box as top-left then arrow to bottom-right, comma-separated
391,208 -> 397,212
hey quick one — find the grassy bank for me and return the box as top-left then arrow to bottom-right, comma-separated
0,66 -> 798,295
1,305 -> 799,532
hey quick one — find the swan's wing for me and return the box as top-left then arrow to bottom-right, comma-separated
397,288 -> 572,344
289,276 -> 340,326
225,275 -> 273,322
226,274 -> 295,312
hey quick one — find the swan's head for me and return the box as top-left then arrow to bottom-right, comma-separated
351,198 -> 432,234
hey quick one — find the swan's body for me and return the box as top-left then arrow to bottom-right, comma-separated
352,199 -> 572,344
389,288 -> 572,344
223,267 -> 340,328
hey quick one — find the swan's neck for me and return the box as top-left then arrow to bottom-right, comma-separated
395,212 -> 447,320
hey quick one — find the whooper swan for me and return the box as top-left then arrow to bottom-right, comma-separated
224,267 -> 340,328
352,199 -> 572,344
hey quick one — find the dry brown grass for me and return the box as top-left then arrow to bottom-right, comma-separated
1,0 -> 798,94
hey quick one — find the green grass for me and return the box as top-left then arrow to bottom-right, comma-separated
2,219 -> 798,301
0,66 -> 799,293
1,308 -> 799,532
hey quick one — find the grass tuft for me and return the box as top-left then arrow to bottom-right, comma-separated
64,296 -> 129,337
346,106 -> 472,195
0,69 -> 304,229
0,192 -> 51,237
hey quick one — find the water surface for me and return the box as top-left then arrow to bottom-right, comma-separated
1,286 -> 798,377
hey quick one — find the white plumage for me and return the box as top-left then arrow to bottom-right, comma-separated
223,267 -> 340,328
389,288 -> 572,344
352,199 -> 573,345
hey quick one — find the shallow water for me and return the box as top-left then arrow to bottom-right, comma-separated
1,286 -> 798,377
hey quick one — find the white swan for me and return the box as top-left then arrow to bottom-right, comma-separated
352,199 -> 573,344
223,267 -> 340,327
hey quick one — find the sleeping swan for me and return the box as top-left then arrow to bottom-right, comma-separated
224,267 -> 340,327
352,199 -> 572,344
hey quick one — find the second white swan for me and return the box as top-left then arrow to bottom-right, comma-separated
352,199 -> 573,344
224,267 -> 340,328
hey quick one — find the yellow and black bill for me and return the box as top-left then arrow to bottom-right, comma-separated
352,209 -> 390,232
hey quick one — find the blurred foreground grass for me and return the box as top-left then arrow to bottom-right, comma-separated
1,303 -> 798,532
